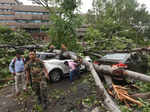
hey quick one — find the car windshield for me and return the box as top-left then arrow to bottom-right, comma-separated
36,52 -> 55,60
102,53 -> 129,60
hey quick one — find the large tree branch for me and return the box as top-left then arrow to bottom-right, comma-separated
94,64 -> 150,83
86,47 -> 150,54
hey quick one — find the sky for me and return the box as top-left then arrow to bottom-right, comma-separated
138,0 -> 150,12
20,0 -> 93,13
20,0 -> 150,13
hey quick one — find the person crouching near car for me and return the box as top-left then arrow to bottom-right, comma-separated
25,49 -> 49,110
9,49 -> 27,96
64,60 -> 80,83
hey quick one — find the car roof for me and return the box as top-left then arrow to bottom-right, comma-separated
99,53 -> 131,62
36,51 -> 55,55
36,51 -> 56,60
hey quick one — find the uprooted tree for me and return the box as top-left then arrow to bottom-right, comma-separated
57,50 -> 150,112
83,0 -> 150,52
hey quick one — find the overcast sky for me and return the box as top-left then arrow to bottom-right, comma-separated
20,0 -> 150,13
138,0 -> 150,12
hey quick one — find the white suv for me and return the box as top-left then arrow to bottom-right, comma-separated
36,52 -> 86,82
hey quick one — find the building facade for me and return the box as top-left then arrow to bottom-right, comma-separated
0,0 -> 49,40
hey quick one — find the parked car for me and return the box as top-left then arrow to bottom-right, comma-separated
36,52 -> 88,82
95,52 -> 148,73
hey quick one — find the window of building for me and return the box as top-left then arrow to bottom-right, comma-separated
9,26 -> 16,28
33,20 -> 41,23
41,20 -> 49,23
0,9 -> 12,12
0,3 -> 15,5
15,11 -> 49,15
0,14 -> 14,16
0,20 -> 15,23
43,12 -> 49,15
16,19 -> 44,23
16,20 -> 26,23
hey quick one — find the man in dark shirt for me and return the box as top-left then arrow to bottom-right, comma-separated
25,49 -> 49,110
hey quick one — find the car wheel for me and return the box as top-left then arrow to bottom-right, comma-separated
49,69 -> 62,82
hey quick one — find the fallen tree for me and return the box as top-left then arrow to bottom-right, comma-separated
52,50 -> 150,111
85,46 -> 150,54
65,52 -> 121,112
94,65 -> 150,83
0,44 -> 43,49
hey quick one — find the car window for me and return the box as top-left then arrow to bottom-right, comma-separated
36,53 -> 55,60
102,53 -> 129,60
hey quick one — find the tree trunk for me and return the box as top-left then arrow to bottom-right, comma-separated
82,57 -> 121,112
94,65 -> 150,83
123,70 -> 150,83
67,53 -> 121,112
87,47 -> 150,54
103,75 -> 113,89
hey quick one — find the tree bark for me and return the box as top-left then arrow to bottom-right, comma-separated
82,57 -> 121,112
131,92 -> 150,100
104,75 -> 113,89
94,65 -> 150,83
123,70 -> 150,83
87,46 -> 150,54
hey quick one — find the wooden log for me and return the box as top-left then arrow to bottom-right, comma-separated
0,44 -> 42,49
131,92 -> 150,100
103,75 -> 113,89
83,51 -> 102,58
123,70 -> 150,83
94,65 -> 150,83
87,47 -> 150,54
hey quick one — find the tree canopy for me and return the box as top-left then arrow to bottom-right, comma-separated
83,0 -> 150,51
30,0 -> 82,51
0,26 -> 34,46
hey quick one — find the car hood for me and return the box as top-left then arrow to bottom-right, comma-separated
43,59 -> 73,64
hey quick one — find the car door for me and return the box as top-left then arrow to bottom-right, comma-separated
62,60 -> 71,74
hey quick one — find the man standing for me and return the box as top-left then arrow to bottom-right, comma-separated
9,49 -> 26,96
25,49 -> 49,110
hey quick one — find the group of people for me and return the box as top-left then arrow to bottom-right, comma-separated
9,48 -> 49,109
9,45 -> 82,110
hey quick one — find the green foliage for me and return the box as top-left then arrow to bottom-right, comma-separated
84,27 -> 136,51
0,26 -> 35,79
137,98 -> 150,112
47,0 -> 82,51
84,0 -> 150,51
135,81 -> 150,92
0,26 -> 34,46
120,105 -> 132,112
33,104 -> 43,112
